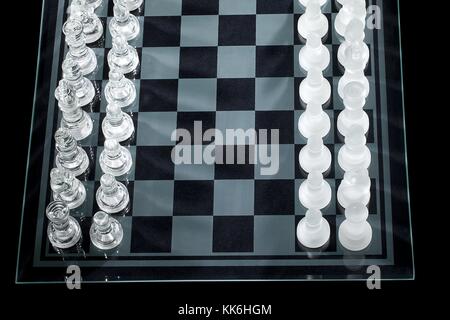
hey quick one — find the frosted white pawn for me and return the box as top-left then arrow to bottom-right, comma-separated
55,128 -> 90,177
299,135 -> 331,174
50,168 -> 86,210
86,0 -> 103,9
297,0 -> 329,39
299,32 -> 330,72
70,0 -> 104,44
337,81 -> 369,136
338,203 -> 372,251
298,102 -> 331,138
337,19 -> 368,65
110,0 -> 140,41
105,71 -> 136,108
62,57 -> 95,107
337,169 -> 371,209
119,0 -> 143,12
108,35 -> 139,74
299,171 -> 332,210
299,68 -> 331,105
90,211 -> 123,250
63,19 -> 97,75
299,0 -> 328,7
338,125 -> 371,172
99,139 -> 133,176
96,174 -> 130,213
334,0 -> 367,37
46,201 -> 82,249
55,79 -> 93,141
338,68 -> 369,99
340,41 -> 370,74
102,103 -> 135,142
297,209 -> 330,248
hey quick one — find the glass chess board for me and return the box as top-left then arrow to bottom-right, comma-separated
16,0 -> 414,283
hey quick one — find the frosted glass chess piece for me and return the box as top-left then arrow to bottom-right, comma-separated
110,0 -> 140,41
299,0 -> 328,7
338,203 -> 372,251
337,81 -> 369,136
298,102 -> 331,138
86,0 -> 103,9
299,68 -> 331,105
62,57 -> 95,107
90,211 -> 123,250
99,139 -> 133,176
55,79 -> 93,141
46,201 -> 82,249
299,171 -> 332,209
50,168 -> 86,209
297,208 -> 330,249
108,35 -> 139,74
102,103 -> 135,142
63,19 -> 97,75
297,0 -> 329,40
299,32 -> 330,72
70,0 -> 104,44
337,43 -> 370,99
119,0 -> 143,12
334,0 -> 367,37
104,71 -> 136,108
55,128 -> 90,177
299,135 -> 332,174
337,19 -> 368,66
338,125 -> 371,172
337,169 -> 371,208
96,174 -> 130,213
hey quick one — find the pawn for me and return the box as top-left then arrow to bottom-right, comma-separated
110,0 -> 140,41
299,32 -> 330,72
297,0 -> 328,40
63,19 -> 97,75
299,171 -> 332,210
337,81 -> 369,136
299,0 -> 328,7
337,169 -> 371,209
337,19 -> 368,65
55,79 -> 93,141
120,0 -> 143,11
298,102 -> 331,138
102,103 -> 135,142
70,0 -> 104,44
46,201 -> 82,249
334,0 -> 367,37
299,135 -> 332,174
50,168 -> 86,209
297,208 -> 330,249
339,203 -> 372,251
104,71 -> 136,108
90,211 -> 123,250
108,35 -> 139,74
299,68 -> 331,105
86,0 -> 103,9
338,69 -> 369,100
99,139 -> 133,176
96,174 -> 130,213
338,125 -> 371,172
62,57 -> 95,107
55,128 -> 90,177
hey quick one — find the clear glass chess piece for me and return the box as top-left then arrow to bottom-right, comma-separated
70,0 -> 104,44
297,0 -> 329,39
62,57 -> 95,107
337,81 -> 369,136
54,128 -> 90,177
102,103 -> 135,142
297,208 -> 331,249
334,0 -> 367,37
108,35 -> 139,74
96,174 -> 130,213
86,0 -> 103,9
46,201 -> 82,249
104,71 -> 136,108
99,139 -> 133,176
50,168 -> 86,209
120,0 -> 143,12
299,68 -> 331,105
299,0 -> 328,7
337,169 -> 371,209
298,171 -> 332,210
338,202 -> 372,251
299,32 -> 330,72
298,135 -> 332,174
90,211 -> 123,250
298,102 -> 331,138
337,125 -> 371,172
110,0 -> 140,41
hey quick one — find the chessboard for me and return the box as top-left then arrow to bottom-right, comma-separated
17,0 -> 414,282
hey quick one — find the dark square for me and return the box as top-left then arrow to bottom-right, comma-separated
97,112 -> 138,146
332,44 -> 372,76
135,146 -> 174,180
256,0 -> 293,14
213,216 -> 254,252
182,0 -> 219,15
214,145 -> 255,179
173,180 -> 214,215
176,112 -> 216,144
294,144 -> 336,179
218,15 -> 256,46
217,78 -> 255,111
254,180 -> 295,215
92,181 -> 134,216
103,48 -> 142,79
139,80 -> 178,112
335,178 -> 378,215
255,111 -> 294,144
130,217 -> 172,253
295,215 -> 337,252
143,16 -> 181,47
179,47 -> 218,78
334,110 -> 375,144
256,46 -> 294,77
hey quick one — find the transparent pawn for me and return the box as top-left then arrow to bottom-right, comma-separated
299,32 -> 330,72
62,57 -> 95,107
110,0 -> 140,41
96,174 -> 130,213
70,0 -> 104,44
119,0 -> 143,12
338,203 -> 372,251
299,68 -> 331,105
55,128 -> 90,177
338,69 -> 369,100
104,70 -> 136,108
298,102 -> 331,138
337,169 -> 371,209
90,211 -> 123,250
102,103 -> 135,142
99,139 -> 133,176
299,135 -> 332,174
297,208 -> 330,249
108,35 -> 139,75
338,125 -> 371,172
46,200 -> 82,249
50,168 -> 86,209
299,0 -> 328,7
86,0 -> 103,9
298,171 -> 332,210
337,19 -> 368,66
55,79 -> 93,141
63,19 -> 97,75
337,81 -> 369,137
335,0 -> 367,37
297,0 -> 329,39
